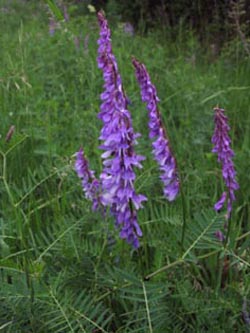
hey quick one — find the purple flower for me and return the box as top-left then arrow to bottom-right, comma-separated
97,11 -> 147,248
212,107 -> 239,219
214,191 -> 227,211
49,18 -> 56,36
132,57 -> 179,202
75,148 -> 100,211
123,22 -> 134,36
214,230 -> 225,242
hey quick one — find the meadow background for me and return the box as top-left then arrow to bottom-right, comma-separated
0,0 -> 250,332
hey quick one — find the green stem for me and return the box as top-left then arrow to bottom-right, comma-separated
145,248 -> 220,281
215,252 -> 224,293
215,216 -> 233,291
1,151 -> 15,205
144,259 -> 184,280
180,177 -> 187,250
224,216 -> 232,248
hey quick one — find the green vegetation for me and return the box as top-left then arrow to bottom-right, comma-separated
0,1 -> 250,332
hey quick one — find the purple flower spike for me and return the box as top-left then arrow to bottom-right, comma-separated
132,57 -> 179,202
214,230 -> 225,242
75,148 -> 100,211
97,11 -> 147,248
212,107 -> 239,219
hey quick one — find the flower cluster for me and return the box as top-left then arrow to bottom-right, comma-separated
132,57 -> 179,201
212,107 -> 239,218
96,11 -> 147,248
75,148 -> 100,211
75,12 -> 240,249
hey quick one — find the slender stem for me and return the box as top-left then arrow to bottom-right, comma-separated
216,216 -> 233,290
180,174 -> 187,249
236,229 -> 250,241
145,248 -> 220,281
94,214 -> 109,290
224,216 -> 232,248
1,152 -> 15,205
144,259 -> 184,280
142,281 -> 153,333
215,253 -> 224,293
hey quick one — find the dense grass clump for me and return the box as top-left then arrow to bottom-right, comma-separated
1,1 -> 250,332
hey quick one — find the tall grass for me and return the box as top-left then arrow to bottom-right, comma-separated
0,1 -> 250,332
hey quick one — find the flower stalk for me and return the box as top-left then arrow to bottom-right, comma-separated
132,57 -> 179,202
75,148 -> 100,211
212,106 -> 239,220
96,11 -> 147,248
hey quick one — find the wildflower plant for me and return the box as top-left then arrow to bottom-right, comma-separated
75,13 -> 240,253
96,11 -> 147,248
75,12 -> 147,249
212,107 -> 239,219
132,57 -> 179,201
2,2 -> 248,332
